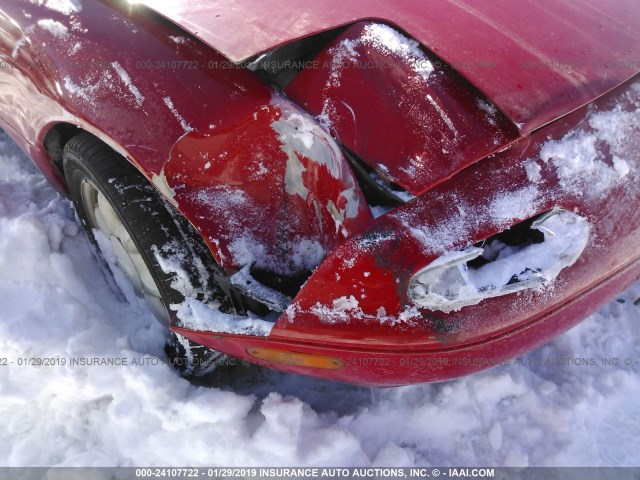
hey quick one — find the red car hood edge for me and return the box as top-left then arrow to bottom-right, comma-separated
134,0 -> 640,133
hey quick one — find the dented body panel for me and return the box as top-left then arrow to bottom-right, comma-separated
174,259 -> 640,386
285,22 -> 519,195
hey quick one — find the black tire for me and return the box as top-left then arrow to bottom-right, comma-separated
63,132 -> 229,376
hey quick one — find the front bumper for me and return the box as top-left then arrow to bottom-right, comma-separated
172,77 -> 640,386
173,259 -> 639,386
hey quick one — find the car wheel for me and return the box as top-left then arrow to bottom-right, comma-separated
63,132 -> 229,376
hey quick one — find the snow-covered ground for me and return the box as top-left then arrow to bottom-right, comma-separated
0,129 -> 639,467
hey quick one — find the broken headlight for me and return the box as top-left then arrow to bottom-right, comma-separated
408,209 -> 590,313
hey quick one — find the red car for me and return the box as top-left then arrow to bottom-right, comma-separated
0,0 -> 638,386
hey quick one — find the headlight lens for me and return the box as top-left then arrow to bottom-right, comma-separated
408,209 -> 589,312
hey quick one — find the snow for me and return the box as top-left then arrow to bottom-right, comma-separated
524,159 -> 542,183
318,23 -> 435,132
176,298 -> 275,337
36,19 -> 69,37
11,25 -> 35,59
228,234 -> 268,269
536,103 -> 639,197
490,186 -> 540,222
1,130 -> 640,466
32,0 -> 82,15
230,265 -> 291,313
163,97 -> 193,133
111,62 -> 145,107
309,295 -> 360,324
13,17 -> 77,61
368,172 -> 416,203
303,295 -> 422,327
63,71 -> 114,104
404,93 -> 639,260
409,210 -> 590,313
359,24 -> 434,82
152,243 -> 196,300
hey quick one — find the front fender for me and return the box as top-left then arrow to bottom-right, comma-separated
1,1 -> 374,272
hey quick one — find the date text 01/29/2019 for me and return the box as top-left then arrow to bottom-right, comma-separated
133,467 -> 497,478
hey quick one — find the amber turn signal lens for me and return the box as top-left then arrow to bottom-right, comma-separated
247,348 -> 345,370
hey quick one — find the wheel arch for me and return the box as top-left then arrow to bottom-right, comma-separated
38,121 -> 149,191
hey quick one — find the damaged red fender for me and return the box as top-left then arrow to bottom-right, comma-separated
161,97 -> 373,274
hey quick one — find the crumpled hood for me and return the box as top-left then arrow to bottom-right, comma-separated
136,0 -> 640,133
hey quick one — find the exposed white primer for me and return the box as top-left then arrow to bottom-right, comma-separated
270,96 -> 362,233
112,62 -> 145,107
163,97 -> 193,133
177,298 -> 275,336
150,168 -> 178,207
